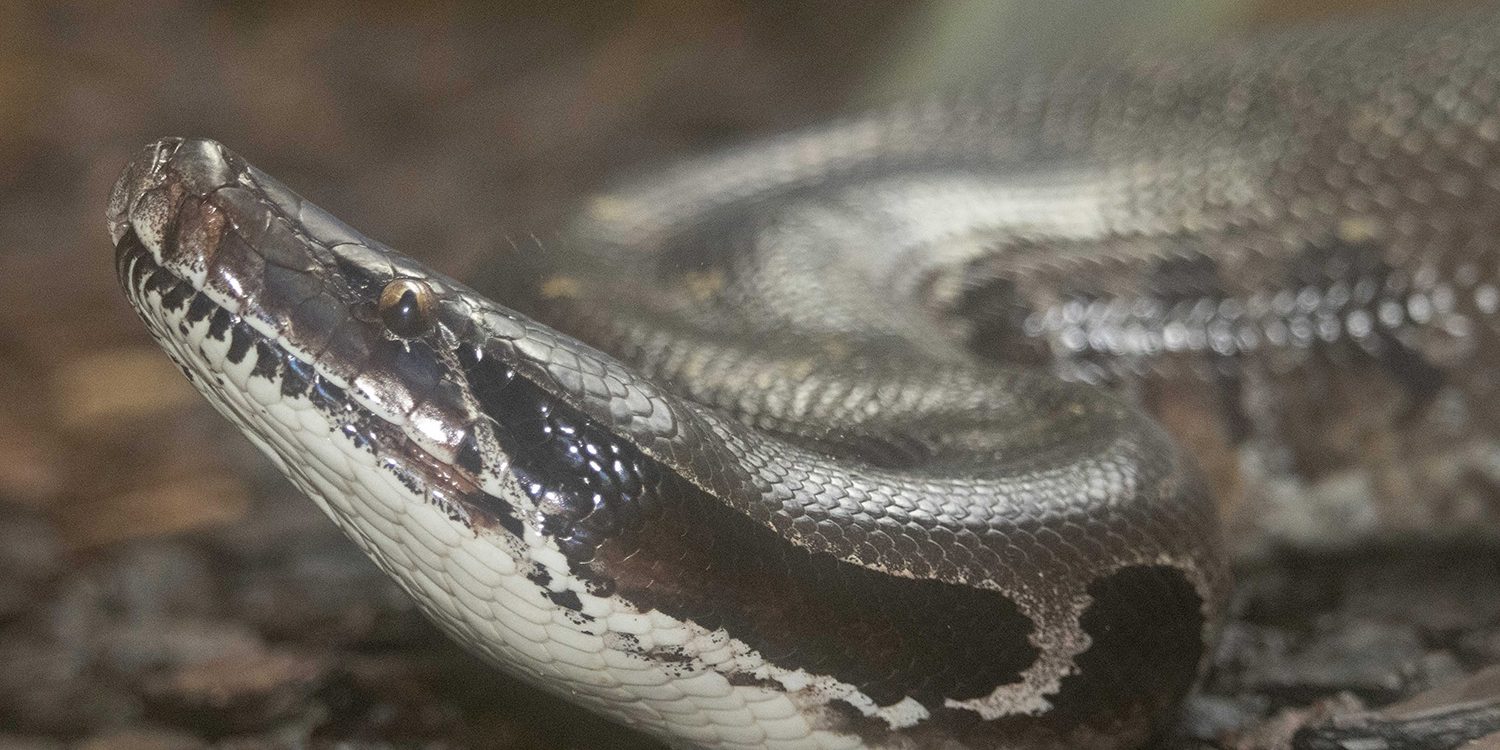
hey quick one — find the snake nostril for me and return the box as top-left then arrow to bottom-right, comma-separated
379,278 -> 436,338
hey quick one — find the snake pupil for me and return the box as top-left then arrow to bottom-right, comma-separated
378,278 -> 435,338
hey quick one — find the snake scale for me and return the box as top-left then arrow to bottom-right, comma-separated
109,6 -> 1500,748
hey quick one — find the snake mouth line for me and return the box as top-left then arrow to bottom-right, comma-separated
105,137 -> 535,522
113,227 -> 527,536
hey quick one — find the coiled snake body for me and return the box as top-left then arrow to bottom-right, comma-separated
110,8 -> 1500,749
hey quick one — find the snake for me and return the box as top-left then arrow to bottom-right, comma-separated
107,6 -> 1500,748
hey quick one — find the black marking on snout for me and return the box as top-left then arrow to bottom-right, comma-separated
308,374 -> 346,412
226,322 -> 254,364
186,294 -> 215,324
208,307 -> 234,340
281,356 -> 313,397
525,564 -> 551,589
250,341 -> 281,380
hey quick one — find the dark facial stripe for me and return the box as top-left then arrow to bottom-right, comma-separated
458,345 -> 649,555
460,345 -> 1048,710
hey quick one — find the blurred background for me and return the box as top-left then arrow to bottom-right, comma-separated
0,1 -> 1481,748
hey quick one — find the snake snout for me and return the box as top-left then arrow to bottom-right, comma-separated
108,138 -> 237,249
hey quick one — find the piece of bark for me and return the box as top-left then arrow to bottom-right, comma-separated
1293,665 -> 1500,750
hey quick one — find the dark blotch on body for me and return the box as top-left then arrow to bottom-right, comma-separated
644,645 -> 695,665
381,458 -> 423,495
1047,565 -> 1204,726
840,565 -> 1206,748
1290,236 -> 1445,406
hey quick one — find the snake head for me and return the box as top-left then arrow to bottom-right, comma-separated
108,138 -> 521,515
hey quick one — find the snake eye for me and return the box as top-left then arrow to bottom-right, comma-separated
378,278 -> 436,338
